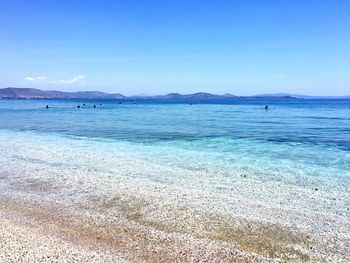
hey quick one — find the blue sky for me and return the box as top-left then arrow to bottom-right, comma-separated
0,0 -> 349,95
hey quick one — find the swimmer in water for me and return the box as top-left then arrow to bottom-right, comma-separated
265,105 -> 269,111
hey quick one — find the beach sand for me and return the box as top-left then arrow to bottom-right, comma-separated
0,182 -> 348,263
0,217 -> 127,263
0,197 -> 312,263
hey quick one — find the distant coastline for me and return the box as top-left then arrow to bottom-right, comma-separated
0,87 -> 349,100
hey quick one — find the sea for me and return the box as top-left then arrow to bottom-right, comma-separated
1,98 -> 349,168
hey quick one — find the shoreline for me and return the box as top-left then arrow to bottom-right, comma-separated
0,131 -> 349,262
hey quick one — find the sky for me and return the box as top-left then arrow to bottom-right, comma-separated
0,0 -> 349,96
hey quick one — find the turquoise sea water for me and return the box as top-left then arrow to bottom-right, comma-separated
1,99 -> 349,177
0,99 -> 350,194
1,99 -> 350,180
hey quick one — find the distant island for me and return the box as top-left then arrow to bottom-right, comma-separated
0,87 -> 349,100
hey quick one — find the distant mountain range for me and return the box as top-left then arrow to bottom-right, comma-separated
129,92 -> 239,100
0,87 -> 125,99
255,93 -> 350,99
0,87 -> 349,100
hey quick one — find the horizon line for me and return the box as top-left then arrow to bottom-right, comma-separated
1,87 -> 350,98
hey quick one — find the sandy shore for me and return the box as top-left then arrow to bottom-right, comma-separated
0,217 -> 128,263
0,183 -> 348,262
0,198 -> 278,263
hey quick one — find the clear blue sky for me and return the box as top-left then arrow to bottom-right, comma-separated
0,0 -> 349,95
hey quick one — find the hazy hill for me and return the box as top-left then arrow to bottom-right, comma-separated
130,92 -> 237,100
255,93 -> 350,99
1,87 -> 349,100
0,87 -> 125,99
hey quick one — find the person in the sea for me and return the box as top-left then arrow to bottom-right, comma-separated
77,105 -> 81,109
46,105 -> 49,109
93,104 -> 96,108
265,105 -> 269,111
